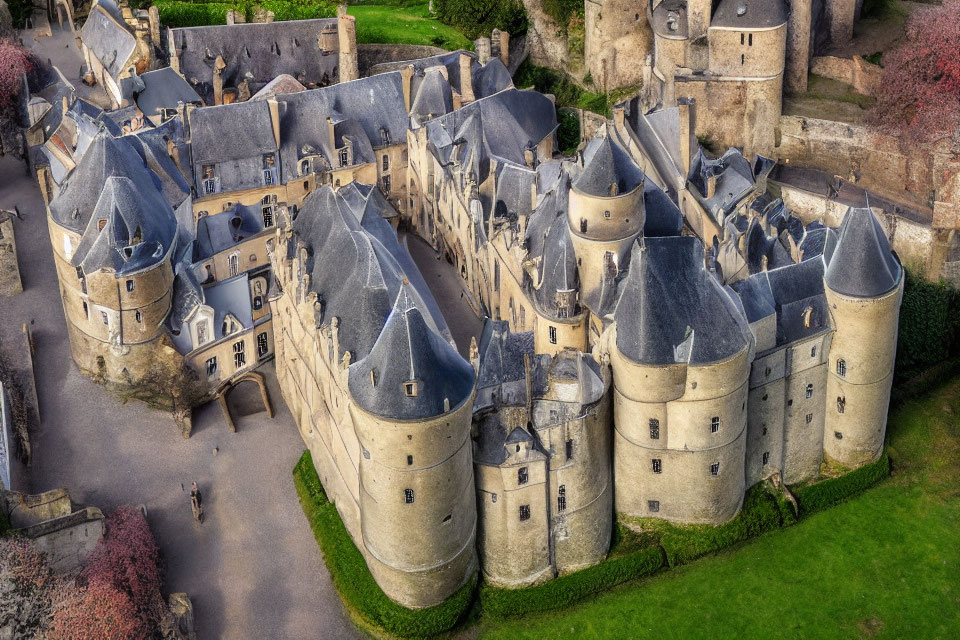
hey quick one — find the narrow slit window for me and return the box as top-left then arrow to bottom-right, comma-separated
407,455 -> 413,466
837,396 -> 845,414
652,459 -> 662,474
565,439 -> 573,460
837,359 -> 847,377
557,485 -> 566,512
549,326 -> 557,344
710,462 -> 720,476
404,489 -> 415,503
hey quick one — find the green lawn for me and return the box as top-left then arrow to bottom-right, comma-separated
349,3 -> 472,50
479,378 -> 960,639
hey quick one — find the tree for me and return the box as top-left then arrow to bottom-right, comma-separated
48,580 -> 142,640
0,40 -> 33,110
0,537 -> 59,637
80,505 -> 169,635
869,0 -> 960,145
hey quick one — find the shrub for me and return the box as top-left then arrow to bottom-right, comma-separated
479,546 -> 664,618
0,41 -> 35,109
556,108 -> 580,155
154,1 -> 234,27
293,450 -> 475,637
81,506 -> 167,636
655,484 -> 784,567
513,60 -> 608,115
0,537 -> 58,637
433,0 -> 527,40
793,452 -> 890,516
895,269 -> 960,375
49,581 -> 141,640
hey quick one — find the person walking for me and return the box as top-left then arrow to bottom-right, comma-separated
190,481 -> 204,524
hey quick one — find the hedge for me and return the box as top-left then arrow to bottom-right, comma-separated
895,269 -> 960,375
433,0 -> 527,40
155,1 -> 234,27
793,452 -> 891,516
479,544 -> 664,618
292,451 -> 475,638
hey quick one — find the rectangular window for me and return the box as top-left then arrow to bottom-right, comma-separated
233,340 -> 246,369
205,357 -> 218,377
518,467 -> 528,485
262,206 -> 274,228
257,332 -> 269,358
710,462 -> 720,476
382,175 -> 391,193
762,451 -> 770,465
494,261 -> 500,292
806,413 -> 813,424
549,326 -> 557,344
253,296 -> 263,311
837,396 -> 845,414
806,384 -> 814,399
519,505 -> 530,521
228,254 -> 239,277
649,418 -> 660,440
557,485 -> 566,512
652,459 -> 662,474
811,346 -> 817,358
836,359 -> 847,377
648,500 -> 659,513
404,488 -> 415,503
711,416 -> 720,433
339,148 -> 349,167
404,381 -> 418,397
565,439 -> 573,460
126,279 -> 134,292
382,154 -> 389,171
135,310 -> 142,324
101,311 -> 109,326
407,455 -> 413,466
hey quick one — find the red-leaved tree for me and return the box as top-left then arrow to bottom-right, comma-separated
0,537 -> 59,637
0,40 -> 34,110
869,0 -> 960,145
48,580 -> 142,640
80,505 -> 169,635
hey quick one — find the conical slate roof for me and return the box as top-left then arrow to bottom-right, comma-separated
824,207 -> 901,298
349,285 -> 475,420
573,134 -> 645,197
614,236 -> 750,365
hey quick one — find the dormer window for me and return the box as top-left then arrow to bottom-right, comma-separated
202,165 -> 218,194
338,148 -> 349,167
404,381 -> 418,397
263,154 -> 277,185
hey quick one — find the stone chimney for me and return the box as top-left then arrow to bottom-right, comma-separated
337,5 -> 359,82
147,6 -> 161,48
498,31 -> 510,67
168,30 -> 180,73
212,55 -> 226,106
677,97 -> 696,177
267,98 -> 281,148
475,37 -> 491,65
706,174 -> 717,199
326,117 -> 337,165
400,64 -> 414,112
459,53 -> 475,104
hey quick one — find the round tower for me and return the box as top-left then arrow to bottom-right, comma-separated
608,238 -> 751,524
823,208 -> 903,467
567,133 -> 645,310
348,288 -> 478,608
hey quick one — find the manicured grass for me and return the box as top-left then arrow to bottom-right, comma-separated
479,377 -> 960,639
349,3 -> 472,50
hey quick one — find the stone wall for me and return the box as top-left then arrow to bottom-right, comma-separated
0,211 -> 22,297
18,506 -> 105,573
360,43 -> 449,76
521,0 -> 573,73
809,56 -> 881,96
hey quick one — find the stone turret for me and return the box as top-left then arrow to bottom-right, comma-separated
822,208 -> 902,468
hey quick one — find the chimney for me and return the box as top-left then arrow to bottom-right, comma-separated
326,117 -> 337,164
267,98 -> 281,148
400,64 -> 414,112
706,174 -> 717,198
147,5 -> 161,48
168,30 -> 180,73
613,105 -> 625,129
337,5 -> 359,82
499,30 -> 510,67
459,53 -> 475,104
212,55 -> 226,106
523,148 -> 535,169
475,37 -> 491,65
677,97 -> 695,177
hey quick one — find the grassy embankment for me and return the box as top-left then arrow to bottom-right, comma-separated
479,376 -> 960,639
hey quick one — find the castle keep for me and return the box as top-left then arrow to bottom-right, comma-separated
31,33 -> 901,608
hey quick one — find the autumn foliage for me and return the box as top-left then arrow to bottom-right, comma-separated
0,40 -> 34,109
870,0 -> 960,144
49,581 -> 142,640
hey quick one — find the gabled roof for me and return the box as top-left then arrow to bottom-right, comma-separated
614,237 -> 751,365
80,4 -> 137,80
190,99 -> 277,164
132,67 -> 203,118
194,204 -> 264,261
736,257 -> 828,346
824,207 -> 901,298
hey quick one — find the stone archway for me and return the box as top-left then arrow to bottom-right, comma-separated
213,371 -> 274,432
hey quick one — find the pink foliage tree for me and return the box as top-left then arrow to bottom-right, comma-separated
0,40 -> 34,110
870,0 -> 960,145
80,505 -> 169,634
48,580 -> 142,640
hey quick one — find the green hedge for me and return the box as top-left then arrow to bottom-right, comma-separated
155,1 -> 234,27
433,0 -> 526,40
895,269 -> 960,375
480,545 -> 664,618
652,484 -> 784,567
292,451 -> 475,638
793,452 -> 891,516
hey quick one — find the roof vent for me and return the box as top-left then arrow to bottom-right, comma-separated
736,4 -> 747,15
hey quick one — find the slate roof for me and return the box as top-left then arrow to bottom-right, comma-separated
736,257 -> 829,347
80,4 -> 137,80
190,99 -> 277,164
650,0 -> 689,38
348,284 -> 475,420
642,179 -> 684,237
712,0 -> 789,29
70,175 -> 177,276
824,207 -> 901,298
689,147 -> 757,220
614,237 -> 751,365
411,69 -> 454,121
290,185 -> 468,419
574,133 -> 645,197
476,321 -> 535,389
123,120 -> 192,209
171,19 -> 340,103
168,270 -> 254,354
374,51 -> 512,103
132,67 -> 203,119
250,74 -> 307,101
193,204 -> 264,262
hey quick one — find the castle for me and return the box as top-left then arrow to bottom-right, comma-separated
31,14 -> 902,610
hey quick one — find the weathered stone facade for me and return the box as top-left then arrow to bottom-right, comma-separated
0,211 -> 22,297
